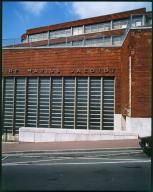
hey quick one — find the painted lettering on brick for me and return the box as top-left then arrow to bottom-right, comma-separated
27,68 -> 61,74
71,67 -> 115,74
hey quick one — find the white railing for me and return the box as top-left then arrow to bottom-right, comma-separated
2,34 -> 124,48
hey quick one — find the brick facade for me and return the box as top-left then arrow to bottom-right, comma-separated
2,29 -> 152,118
120,28 -> 152,117
130,29 -> 152,117
2,47 -> 121,77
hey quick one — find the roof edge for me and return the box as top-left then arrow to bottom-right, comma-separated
24,8 -> 146,36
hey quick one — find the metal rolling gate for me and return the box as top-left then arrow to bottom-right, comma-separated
3,77 -> 114,137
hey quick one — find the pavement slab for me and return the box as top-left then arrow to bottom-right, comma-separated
2,139 -> 140,153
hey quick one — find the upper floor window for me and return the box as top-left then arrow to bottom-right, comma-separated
85,36 -> 111,47
98,22 -> 111,31
50,28 -> 71,39
72,40 -> 83,46
85,39 -> 97,46
73,26 -> 83,35
103,36 -> 111,45
22,38 -> 28,43
29,32 -> 48,42
113,19 -> 129,29
85,24 -> 98,33
131,15 -> 143,27
112,35 -> 123,45
85,22 -> 111,34
146,13 -> 152,25
49,42 -> 72,47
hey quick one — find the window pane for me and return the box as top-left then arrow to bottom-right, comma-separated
76,78 -> 88,129
51,78 -> 62,128
3,78 -> 14,134
113,19 -> 129,29
112,35 -> 123,45
50,28 -> 71,39
29,32 -> 48,42
72,40 -> 83,46
73,26 -> 83,35
103,78 -> 114,130
15,78 -> 26,131
89,78 -> 101,130
27,78 -> 38,127
39,78 -> 50,127
131,16 -> 143,27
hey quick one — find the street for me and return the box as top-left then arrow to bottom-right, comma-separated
2,148 -> 151,191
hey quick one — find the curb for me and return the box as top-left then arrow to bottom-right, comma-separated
2,147 -> 142,155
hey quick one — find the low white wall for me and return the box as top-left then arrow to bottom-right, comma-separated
114,114 -> 122,131
19,127 -> 137,142
2,133 -> 19,142
126,117 -> 151,137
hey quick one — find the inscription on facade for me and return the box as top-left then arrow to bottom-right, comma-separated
6,67 -> 115,75
27,68 -> 60,74
71,67 -> 115,74
8,68 -> 19,74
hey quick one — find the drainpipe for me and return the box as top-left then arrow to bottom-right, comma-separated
128,56 -> 132,117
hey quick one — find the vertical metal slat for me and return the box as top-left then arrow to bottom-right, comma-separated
2,78 -> 7,141
74,77 -> 77,129
61,77 -> 64,129
48,77 -> 52,128
24,77 -> 27,127
87,77 -> 90,130
36,77 -> 39,127
12,77 -> 16,135
100,77 -> 103,130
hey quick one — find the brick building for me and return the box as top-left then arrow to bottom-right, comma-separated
2,8 -> 152,142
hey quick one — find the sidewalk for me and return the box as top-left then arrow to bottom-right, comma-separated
2,139 -> 140,153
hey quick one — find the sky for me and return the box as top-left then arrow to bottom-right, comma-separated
2,1 -> 152,40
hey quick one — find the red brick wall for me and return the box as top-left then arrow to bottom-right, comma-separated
130,29 -> 152,117
120,28 -> 152,117
120,28 -> 130,116
2,47 -> 121,77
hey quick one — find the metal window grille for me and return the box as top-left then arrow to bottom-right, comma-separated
3,77 -> 114,137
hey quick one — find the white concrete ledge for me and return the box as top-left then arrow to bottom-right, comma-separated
19,127 -> 138,142
126,117 -> 151,137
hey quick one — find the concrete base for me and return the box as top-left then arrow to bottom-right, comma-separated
126,117 -> 151,137
114,114 -> 126,131
114,114 -> 122,131
2,133 -> 19,142
19,127 -> 137,142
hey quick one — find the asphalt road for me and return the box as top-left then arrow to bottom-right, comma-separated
2,148 -> 151,191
